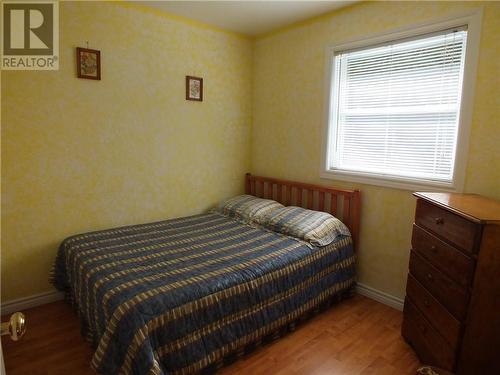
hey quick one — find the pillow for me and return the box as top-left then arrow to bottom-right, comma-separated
261,206 -> 350,246
215,195 -> 284,224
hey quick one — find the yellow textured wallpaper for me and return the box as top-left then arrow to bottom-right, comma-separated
1,2 -> 253,301
252,1 -> 500,299
2,1 -> 499,304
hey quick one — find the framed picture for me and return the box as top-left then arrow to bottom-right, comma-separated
186,76 -> 203,101
77,47 -> 101,80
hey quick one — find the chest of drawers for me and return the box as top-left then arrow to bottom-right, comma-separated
402,192 -> 500,374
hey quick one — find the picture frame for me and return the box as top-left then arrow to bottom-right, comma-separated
186,76 -> 203,101
77,47 -> 101,80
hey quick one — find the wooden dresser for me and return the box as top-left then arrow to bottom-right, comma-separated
402,192 -> 500,375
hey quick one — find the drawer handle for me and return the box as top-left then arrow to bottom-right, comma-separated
434,217 -> 444,225
420,324 -> 427,334
424,299 -> 430,307
427,273 -> 433,281
430,245 -> 437,253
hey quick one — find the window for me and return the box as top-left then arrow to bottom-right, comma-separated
322,16 -> 481,191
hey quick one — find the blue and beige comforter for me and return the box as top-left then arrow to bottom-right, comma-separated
52,212 -> 355,375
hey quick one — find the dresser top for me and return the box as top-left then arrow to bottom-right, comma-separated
414,192 -> 500,224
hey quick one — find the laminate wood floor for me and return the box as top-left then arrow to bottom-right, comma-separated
2,294 -> 420,375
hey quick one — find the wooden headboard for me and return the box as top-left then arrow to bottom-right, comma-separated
245,173 -> 361,252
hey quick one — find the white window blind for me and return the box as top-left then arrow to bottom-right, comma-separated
328,27 -> 468,184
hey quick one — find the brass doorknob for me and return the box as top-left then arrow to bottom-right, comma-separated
1,312 -> 26,341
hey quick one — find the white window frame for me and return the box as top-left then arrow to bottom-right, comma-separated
320,12 -> 482,192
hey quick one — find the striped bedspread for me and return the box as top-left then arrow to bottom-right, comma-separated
52,212 -> 355,375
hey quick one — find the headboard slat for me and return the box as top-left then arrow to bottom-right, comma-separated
318,192 -> 325,212
307,190 -> 313,210
331,193 -> 338,216
285,185 -> 291,206
343,195 -> 351,227
296,188 -> 303,207
245,173 -> 361,253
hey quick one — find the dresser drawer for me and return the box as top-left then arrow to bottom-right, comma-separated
409,251 -> 469,320
406,274 -> 461,349
412,224 -> 475,287
415,199 -> 481,253
402,299 -> 456,371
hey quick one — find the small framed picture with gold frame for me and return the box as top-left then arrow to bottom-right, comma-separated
77,47 -> 101,80
186,76 -> 203,101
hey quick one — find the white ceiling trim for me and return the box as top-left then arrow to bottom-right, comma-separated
131,1 -> 357,36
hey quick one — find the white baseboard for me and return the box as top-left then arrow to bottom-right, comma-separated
1,290 -> 64,316
356,282 -> 404,311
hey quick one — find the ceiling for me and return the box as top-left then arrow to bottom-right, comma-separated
133,1 -> 357,36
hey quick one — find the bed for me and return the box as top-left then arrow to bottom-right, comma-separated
52,174 -> 361,375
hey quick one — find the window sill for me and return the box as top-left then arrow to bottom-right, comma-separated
320,169 -> 461,192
